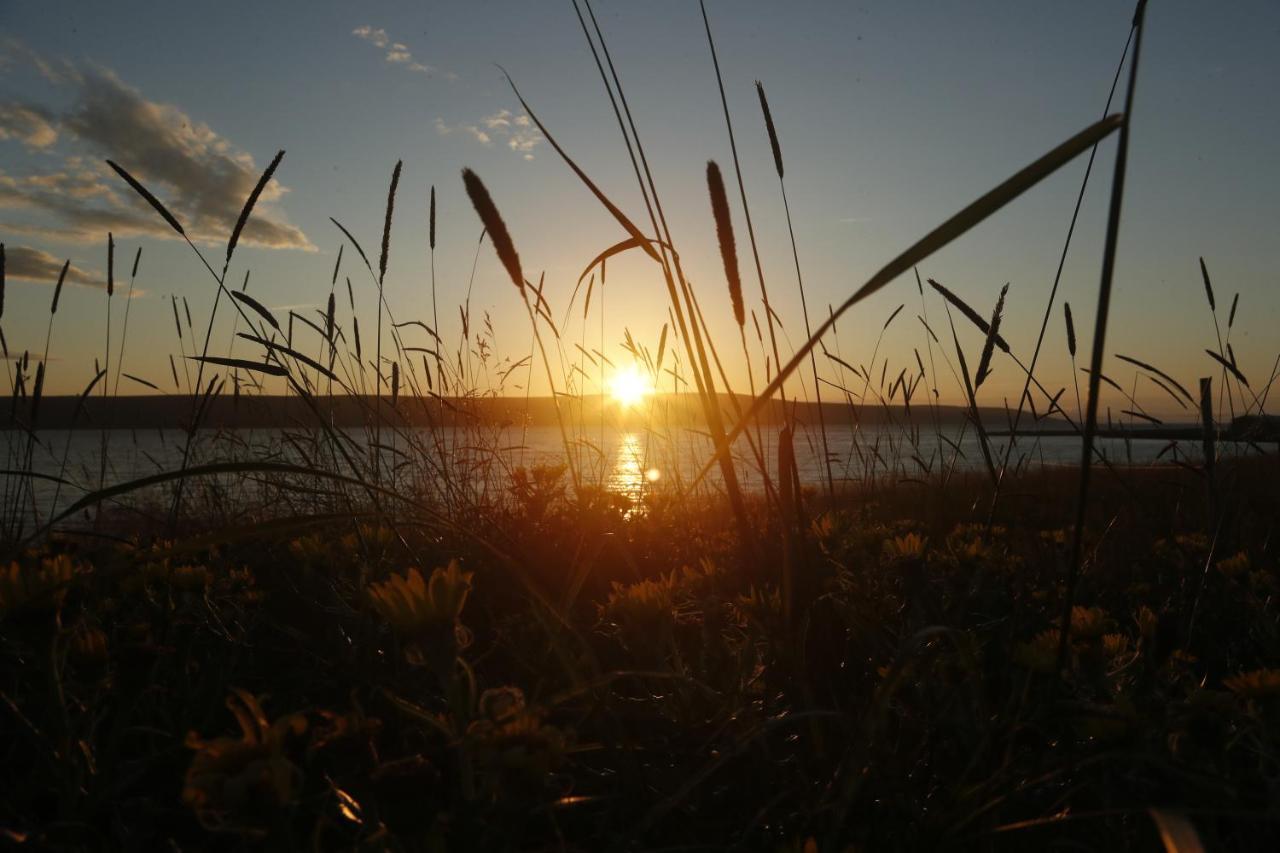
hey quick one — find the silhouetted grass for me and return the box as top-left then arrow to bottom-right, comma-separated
2,0 -> 1278,849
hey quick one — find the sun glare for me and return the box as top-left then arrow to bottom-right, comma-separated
609,366 -> 652,408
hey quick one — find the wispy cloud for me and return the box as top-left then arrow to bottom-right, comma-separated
435,110 -> 543,161
5,245 -> 105,290
352,25 -> 455,80
0,37 -> 79,85
0,102 -> 58,149
0,48 -> 313,252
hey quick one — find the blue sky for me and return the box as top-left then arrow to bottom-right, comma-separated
2,0 -> 1277,418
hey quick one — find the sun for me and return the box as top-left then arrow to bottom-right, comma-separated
609,365 -> 652,408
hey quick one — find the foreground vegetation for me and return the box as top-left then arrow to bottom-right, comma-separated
2,462 -> 1279,850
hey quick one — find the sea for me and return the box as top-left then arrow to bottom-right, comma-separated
2,423 -> 1209,529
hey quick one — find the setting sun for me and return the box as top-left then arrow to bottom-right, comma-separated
609,366 -> 652,408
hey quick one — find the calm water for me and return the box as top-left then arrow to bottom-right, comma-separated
3,422 -> 1205,528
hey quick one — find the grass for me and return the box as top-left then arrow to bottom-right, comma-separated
2,0 -> 1280,848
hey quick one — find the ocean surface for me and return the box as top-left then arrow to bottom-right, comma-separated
2,422 -> 1209,529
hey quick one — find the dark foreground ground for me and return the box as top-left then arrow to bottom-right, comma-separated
2,457 -> 1278,850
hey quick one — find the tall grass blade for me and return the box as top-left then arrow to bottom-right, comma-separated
1058,0 -> 1147,671
689,113 -> 1122,488
706,161 -> 744,326
189,355 -> 288,376
106,160 -> 185,236
225,149 -> 285,273
51,260 -> 68,314
379,160 -> 402,284
231,290 -> 281,332
461,169 -> 523,292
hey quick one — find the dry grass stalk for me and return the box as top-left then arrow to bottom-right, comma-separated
461,169 -> 523,293
706,161 -> 744,327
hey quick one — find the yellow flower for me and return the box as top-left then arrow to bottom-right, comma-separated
1102,633 -> 1129,660
1215,552 -> 1250,579
1040,528 -> 1069,546
1135,605 -> 1158,646
0,554 -> 76,617
603,573 -> 677,640
466,686 -> 566,796
367,560 -> 473,640
1071,606 -> 1111,640
1248,570 -> 1280,595
183,689 -> 306,832
69,622 -> 109,667
883,532 -> 927,561
1223,669 -> 1280,699
1014,629 -> 1060,673
735,584 -> 782,628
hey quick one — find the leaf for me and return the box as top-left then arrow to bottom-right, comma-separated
231,289 -> 281,332
189,355 -> 288,377
974,284 -> 1008,389
106,160 -> 184,236
237,333 -> 337,381
329,218 -> 374,277
499,67 -> 660,265
226,149 -> 285,269
1205,348 -> 1249,387
570,236 -> 676,319
1113,353 -> 1193,403
122,372 -> 159,391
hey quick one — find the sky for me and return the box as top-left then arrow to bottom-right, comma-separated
1,0 -> 1277,421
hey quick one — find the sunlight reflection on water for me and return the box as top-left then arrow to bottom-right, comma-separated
607,432 -> 644,503
605,432 -> 665,513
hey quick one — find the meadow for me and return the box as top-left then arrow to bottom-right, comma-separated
3,0 -> 1280,849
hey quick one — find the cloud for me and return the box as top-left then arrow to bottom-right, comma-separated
0,38 -> 80,85
352,25 -> 454,79
435,110 -> 542,161
0,102 -> 58,148
352,25 -> 390,49
0,59 -> 313,251
4,245 -> 105,290
434,117 -> 489,146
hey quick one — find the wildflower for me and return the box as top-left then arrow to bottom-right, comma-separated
1215,551 -> 1250,579
1014,629 -> 1060,674
1070,606 -> 1111,640
287,533 -> 331,570
137,560 -> 211,590
1102,633 -> 1129,660
0,554 -> 76,618
1223,669 -> 1280,699
1248,570 -> 1279,595
735,584 -> 782,629
183,689 -> 307,832
466,687 -> 567,798
367,560 -> 472,641
69,622 -> 109,667
883,532 -> 927,561
602,573 -> 677,639
1135,605 -> 1158,646
1039,528 -> 1069,546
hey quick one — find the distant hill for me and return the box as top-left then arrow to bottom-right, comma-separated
7,393 -> 1043,431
